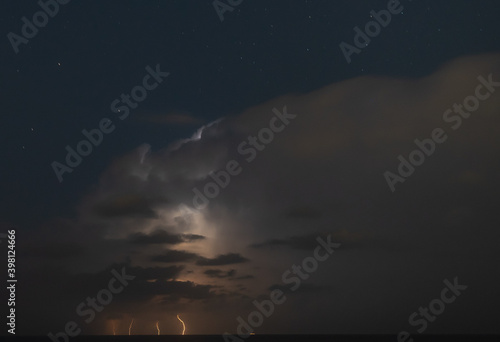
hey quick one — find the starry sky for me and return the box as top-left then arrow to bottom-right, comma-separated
1,0 -> 500,337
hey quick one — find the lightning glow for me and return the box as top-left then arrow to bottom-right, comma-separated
177,314 -> 186,335
129,319 -> 134,336
156,321 -> 160,335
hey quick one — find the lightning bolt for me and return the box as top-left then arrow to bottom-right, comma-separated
177,314 -> 186,335
129,319 -> 134,336
156,321 -> 160,335
112,321 -> 116,336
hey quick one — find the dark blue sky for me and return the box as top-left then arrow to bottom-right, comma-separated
2,0 -> 499,226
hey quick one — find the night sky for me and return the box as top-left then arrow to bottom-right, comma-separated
1,0 -> 500,337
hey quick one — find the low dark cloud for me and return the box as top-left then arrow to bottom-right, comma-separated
143,280 -> 217,303
183,233 -> 206,241
128,228 -> 205,245
150,249 -> 199,263
231,275 -> 255,281
126,264 -> 185,282
204,269 -> 236,278
196,253 -> 249,266
250,232 -> 335,250
20,261 -> 185,304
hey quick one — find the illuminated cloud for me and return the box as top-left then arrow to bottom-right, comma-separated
17,53 -> 500,334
